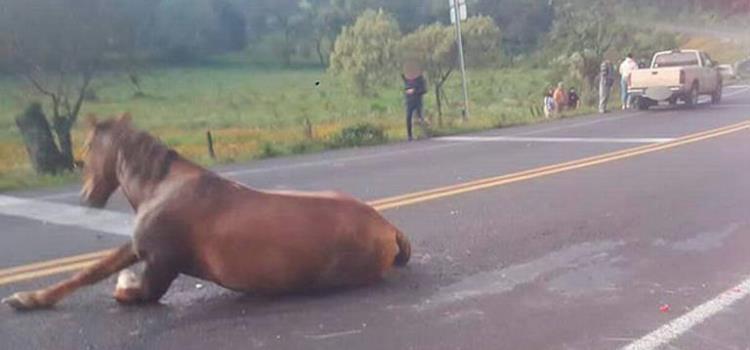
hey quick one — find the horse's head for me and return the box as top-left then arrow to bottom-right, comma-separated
80,113 -> 132,208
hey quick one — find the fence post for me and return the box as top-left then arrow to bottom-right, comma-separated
303,117 -> 313,139
206,130 -> 215,159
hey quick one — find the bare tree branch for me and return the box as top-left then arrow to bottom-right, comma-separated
439,66 -> 454,86
71,67 -> 94,122
25,69 -> 55,99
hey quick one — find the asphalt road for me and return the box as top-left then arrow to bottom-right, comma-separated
2,86 -> 750,350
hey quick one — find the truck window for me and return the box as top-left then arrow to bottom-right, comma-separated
703,53 -> 715,67
653,52 -> 700,68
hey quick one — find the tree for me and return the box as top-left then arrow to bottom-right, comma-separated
153,0 -> 218,62
301,0 -> 348,66
264,0 -> 307,67
15,103 -> 70,174
399,17 -> 501,121
546,0 -> 628,91
214,0 -> 248,52
626,31 -> 679,62
329,9 -> 401,95
459,15 -> 503,68
331,0 -> 448,33
0,27 -> 12,73
473,0 -> 553,57
628,0 -> 750,14
231,0 -> 311,66
2,0 -> 134,173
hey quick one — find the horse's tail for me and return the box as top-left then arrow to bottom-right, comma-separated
393,228 -> 411,267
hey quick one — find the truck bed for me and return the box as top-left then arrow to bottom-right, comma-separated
629,67 -> 682,89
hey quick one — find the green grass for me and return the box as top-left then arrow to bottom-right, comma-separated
0,64 -> 561,191
0,169 -> 79,192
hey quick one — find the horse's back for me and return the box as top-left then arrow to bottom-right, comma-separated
185,182 -> 400,293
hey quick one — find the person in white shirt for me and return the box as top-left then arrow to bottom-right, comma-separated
619,53 -> 639,109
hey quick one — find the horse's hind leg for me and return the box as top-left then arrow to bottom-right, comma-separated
113,256 -> 178,304
2,242 -> 138,310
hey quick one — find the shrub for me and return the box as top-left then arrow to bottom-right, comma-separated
258,141 -> 285,158
290,140 -> 324,154
328,123 -> 388,148
329,9 -> 401,96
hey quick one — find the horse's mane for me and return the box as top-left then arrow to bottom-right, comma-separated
114,125 -> 178,183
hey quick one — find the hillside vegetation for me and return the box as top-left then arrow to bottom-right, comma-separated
0,0 -> 747,190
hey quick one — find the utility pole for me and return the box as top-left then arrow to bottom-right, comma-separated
451,0 -> 470,121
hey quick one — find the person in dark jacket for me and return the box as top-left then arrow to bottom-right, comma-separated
599,59 -> 615,113
402,63 -> 427,141
568,87 -> 580,109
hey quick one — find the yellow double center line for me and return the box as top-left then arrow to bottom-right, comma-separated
2,120 -> 750,287
0,250 -> 113,286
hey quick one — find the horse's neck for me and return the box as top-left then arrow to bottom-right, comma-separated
117,157 -> 200,211
118,174 -> 157,212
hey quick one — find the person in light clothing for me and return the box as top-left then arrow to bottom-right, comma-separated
619,53 -> 639,109
543,89 -> 555,118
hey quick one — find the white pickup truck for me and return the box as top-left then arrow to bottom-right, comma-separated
628,50 -> 722,110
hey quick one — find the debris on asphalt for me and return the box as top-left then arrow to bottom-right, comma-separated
195,283 -> 204,289
418,253 -> 432,264
304,329 -> 362,340
659,304 -> 670,313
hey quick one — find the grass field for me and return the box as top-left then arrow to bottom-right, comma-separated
0,64 -> 584,191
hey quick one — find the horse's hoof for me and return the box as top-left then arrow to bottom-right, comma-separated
116,269 -> 139,290
2,292 -> 38,311
114,270 -> 142,304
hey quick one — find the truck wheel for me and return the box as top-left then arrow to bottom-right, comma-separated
685,83 -> 699,107
711,84 -> 722,104
637,97 -> 651,110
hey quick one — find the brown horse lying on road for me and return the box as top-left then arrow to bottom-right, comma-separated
2,114 -> 411,310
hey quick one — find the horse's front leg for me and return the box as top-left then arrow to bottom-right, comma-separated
3,243 -> 138,310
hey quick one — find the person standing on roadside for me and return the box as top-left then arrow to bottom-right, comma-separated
543,89 -> 555,118
599,59 -> 614,113
402,62 -> 427,141
619,53 -> 639,109
553,82 -> 567,117
568,87 -> 580,110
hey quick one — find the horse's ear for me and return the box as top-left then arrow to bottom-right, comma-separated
117,112 -> 132,125
84,114 -> 98,128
